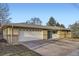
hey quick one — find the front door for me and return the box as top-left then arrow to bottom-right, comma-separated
48,31 -> 52,39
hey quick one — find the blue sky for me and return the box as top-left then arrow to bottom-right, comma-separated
8,3 -> 79,28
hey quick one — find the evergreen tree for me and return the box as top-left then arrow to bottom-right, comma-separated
56,22 -> 60,27
47,17 -> 56,26
47,17 -> 65,28
60,24 -> 65,28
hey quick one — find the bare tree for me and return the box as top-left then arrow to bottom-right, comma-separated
0,3 -> 11,26
69,21 -> 79,38
31,17 -> 42,25
26,17 -> 42,25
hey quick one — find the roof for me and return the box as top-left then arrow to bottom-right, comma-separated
2,23 -> 71,31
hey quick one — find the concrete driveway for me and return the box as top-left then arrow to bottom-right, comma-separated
20,39 -> 79,56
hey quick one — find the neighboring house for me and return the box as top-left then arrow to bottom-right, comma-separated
2,23 -> 71,45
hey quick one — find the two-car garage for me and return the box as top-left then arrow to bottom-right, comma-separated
19,30 -> 43,42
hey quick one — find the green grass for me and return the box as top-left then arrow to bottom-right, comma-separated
0,43 -> 41,56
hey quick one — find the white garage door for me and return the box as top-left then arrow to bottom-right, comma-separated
19,31 -> 43,42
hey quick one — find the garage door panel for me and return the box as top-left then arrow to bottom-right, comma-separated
19,31 -> 43,42
20,37 -> 41,41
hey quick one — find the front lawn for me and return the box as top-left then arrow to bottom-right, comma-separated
0,42 -> 41,56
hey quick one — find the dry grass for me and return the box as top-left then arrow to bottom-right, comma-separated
0,42 -> 41,56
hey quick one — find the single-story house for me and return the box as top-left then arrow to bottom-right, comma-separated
2,23 -> 71,45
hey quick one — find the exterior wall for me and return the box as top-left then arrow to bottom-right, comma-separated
57,31 -> 62,38
0,28 -> 3,40
3,27 -> 48,45
65,31 -> 71,38
57,30 -> 71,39
58,31 -> 66,38
12,28 -> 19,44
3,28 -> 12,44
3,27 -> 19,45
3,28 -> 8,40
43,30 -> 48,40
3,26 -> 71,45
